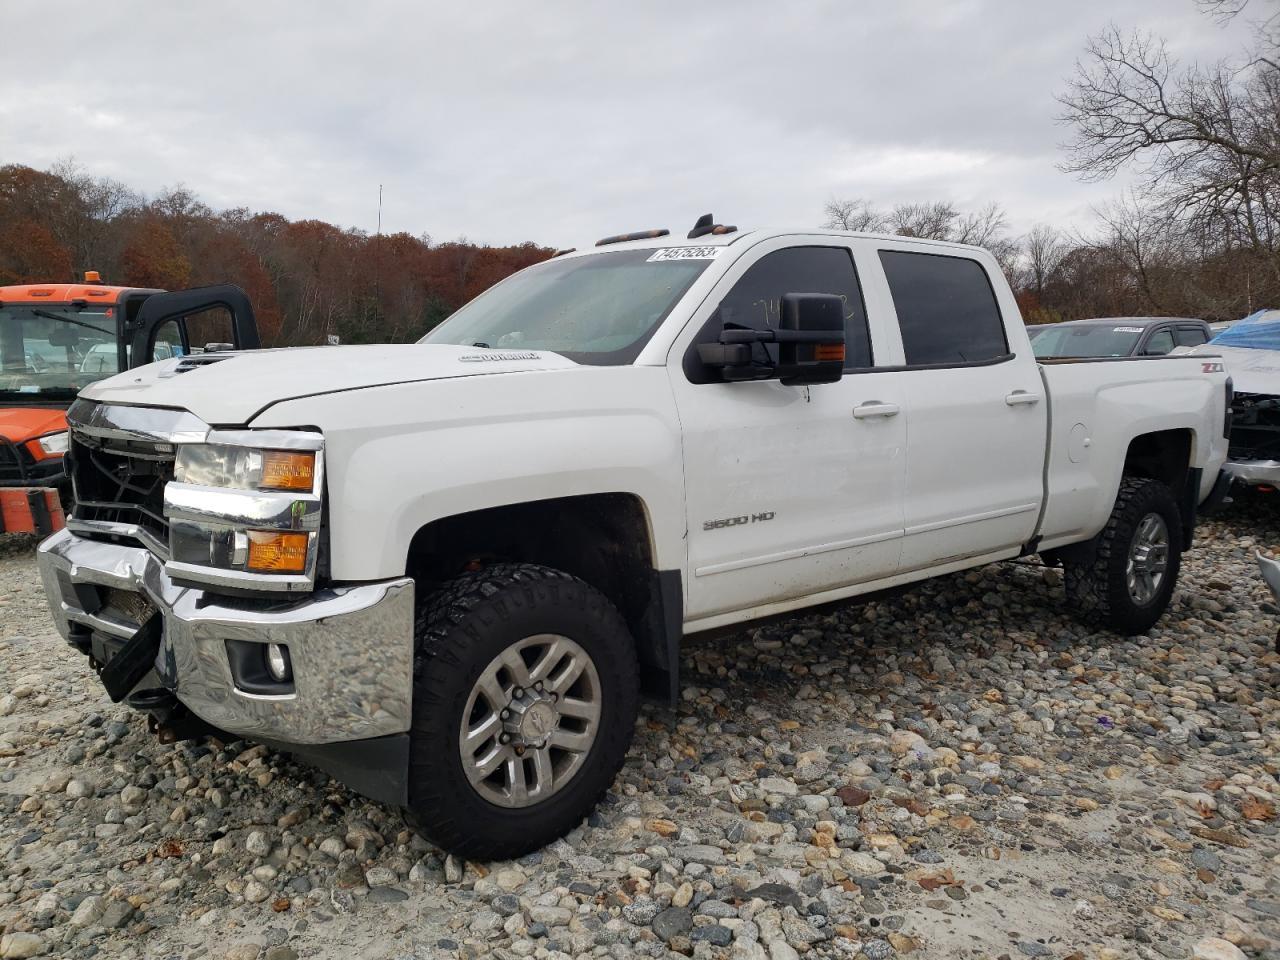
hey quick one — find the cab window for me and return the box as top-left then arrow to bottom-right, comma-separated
1176,325 -> 1208,347
1143,329 -> 1176,355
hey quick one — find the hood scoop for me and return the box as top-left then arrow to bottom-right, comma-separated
161,353 -> 242,377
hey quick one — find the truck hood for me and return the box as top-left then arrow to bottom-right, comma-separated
0,405 -> 67,444
78,344 -> 581,424
1195,344 -> 1280,396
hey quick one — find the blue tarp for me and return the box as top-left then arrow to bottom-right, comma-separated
1211,308 -> 1280,351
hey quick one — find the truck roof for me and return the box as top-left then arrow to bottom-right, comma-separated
566,226 -> 994,259
0,282 -> 151,305
1056,316 -> 1206,327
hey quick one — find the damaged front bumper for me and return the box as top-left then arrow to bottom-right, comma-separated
37,528 -> 415,805
1222,458 -> 1280,487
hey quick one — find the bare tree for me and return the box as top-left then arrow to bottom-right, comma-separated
1058,23 -> 1280,260
884,201 -> 959,240
822,198 -> 883,232
951,202 -> 1008,247
1022,224 -> 1068,298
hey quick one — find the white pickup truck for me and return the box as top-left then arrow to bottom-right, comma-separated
37,221 -> 1231,859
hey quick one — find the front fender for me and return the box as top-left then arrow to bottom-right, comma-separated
252,368 -> 686,582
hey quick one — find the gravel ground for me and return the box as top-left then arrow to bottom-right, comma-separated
0,499 -> 1278,960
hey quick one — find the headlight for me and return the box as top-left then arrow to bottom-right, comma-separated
164,430 -> 324,592
176,444 -> 317,492
35,431 -> 69,456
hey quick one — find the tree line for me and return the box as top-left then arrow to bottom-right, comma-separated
0,162 -> 554,345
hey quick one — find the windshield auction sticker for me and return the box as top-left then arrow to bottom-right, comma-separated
648,247 -> 723,262
1112,326 -> 1145,333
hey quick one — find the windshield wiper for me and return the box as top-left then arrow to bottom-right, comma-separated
30,310 -> 111,334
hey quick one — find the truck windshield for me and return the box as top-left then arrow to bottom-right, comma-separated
0,305 -> 120,399
421,249 -> 712,364
1032,324 -> 1143,359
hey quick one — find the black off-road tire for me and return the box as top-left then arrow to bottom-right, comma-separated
405,562 -> 639,860
1064,476 -> 1183,635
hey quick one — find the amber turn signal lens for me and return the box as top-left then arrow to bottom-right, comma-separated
246,531 -> 309,573
814,344 -> 846,362
260,450 -> 316,491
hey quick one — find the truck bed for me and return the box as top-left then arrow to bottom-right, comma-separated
1034,354 -> 1229,551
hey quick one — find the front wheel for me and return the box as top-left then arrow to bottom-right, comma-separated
405,563 -> 639,860
1064,476 -> 1183,635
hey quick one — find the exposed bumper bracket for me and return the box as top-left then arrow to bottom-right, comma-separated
98,613 -> 163,703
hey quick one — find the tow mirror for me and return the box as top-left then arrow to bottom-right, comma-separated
776,293 -> 845,385
696,293 -> 846,385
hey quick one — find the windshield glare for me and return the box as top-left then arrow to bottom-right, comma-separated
0,306 -> 120,396
421,249 -> 711,364
1032,324 -> 1143,359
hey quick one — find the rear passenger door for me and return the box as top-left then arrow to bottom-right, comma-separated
875,246 -> 1048,572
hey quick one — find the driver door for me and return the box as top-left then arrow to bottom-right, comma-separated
669,240 -> 906,625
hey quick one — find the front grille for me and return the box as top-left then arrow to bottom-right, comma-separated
0,437 -> 31,482
1230,392 -> 1280,460
69,432 -> 175,548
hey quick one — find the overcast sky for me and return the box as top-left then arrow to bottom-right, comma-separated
2,1 -> 1259,248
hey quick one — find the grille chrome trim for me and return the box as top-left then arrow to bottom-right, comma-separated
66,401 -> 325,592
66,398 -> 209,445
66,518 -> 170,559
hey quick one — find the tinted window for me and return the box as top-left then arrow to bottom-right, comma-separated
1143,329 -> 1176,355
1176,326 -> 1208,347
687,246 -> 870,382
1033,324 -> 1143,359
879,251 -> 1008,365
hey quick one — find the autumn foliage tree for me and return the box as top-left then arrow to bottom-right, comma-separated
0,161 -> 553,346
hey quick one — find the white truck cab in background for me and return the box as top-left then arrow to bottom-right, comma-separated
37,220 -> 1230,859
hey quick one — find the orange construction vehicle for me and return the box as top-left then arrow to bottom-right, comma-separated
0,275 -> 260,534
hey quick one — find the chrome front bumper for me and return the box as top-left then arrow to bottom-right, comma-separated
38,528 -> 414,745
1223,458 -> 1280,486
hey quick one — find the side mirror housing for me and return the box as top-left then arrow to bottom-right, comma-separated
697,293 -> 847,384
776,293 -> 845,385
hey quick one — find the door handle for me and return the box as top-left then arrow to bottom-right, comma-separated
1005,391 -> 1041,406
853,401 -> 900,419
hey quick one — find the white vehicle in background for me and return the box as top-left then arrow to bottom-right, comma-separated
1192,308 -> 1280,488
37,216 -> 1231,858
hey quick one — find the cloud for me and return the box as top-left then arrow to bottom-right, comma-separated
0,0 -> 1258,246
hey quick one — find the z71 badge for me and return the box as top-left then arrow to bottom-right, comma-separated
1201,361 -> 1225,373
703,511 -> 775,531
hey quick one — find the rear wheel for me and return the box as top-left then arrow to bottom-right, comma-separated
405,562 -> 639,860
1064,476 -> 1182,634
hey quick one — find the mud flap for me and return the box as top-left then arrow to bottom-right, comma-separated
98,613 -> 163,703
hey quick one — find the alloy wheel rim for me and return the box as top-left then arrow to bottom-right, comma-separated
458,634 -> 601,809
1126,511 -> 1169,606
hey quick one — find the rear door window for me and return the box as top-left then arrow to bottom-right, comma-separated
1143,329 -> 1176,355
879,251 -> 1008,366
1176,326 -> 1208,347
